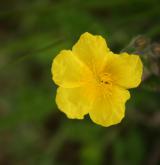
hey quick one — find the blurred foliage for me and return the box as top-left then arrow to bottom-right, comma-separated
0,0 -> 160,165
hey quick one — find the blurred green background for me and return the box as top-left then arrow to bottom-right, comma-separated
0,0 -> 160,165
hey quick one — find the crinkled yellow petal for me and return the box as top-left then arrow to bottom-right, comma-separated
105,52 -> 143,89
72,32 -> 110,73
51,50 -> 92,88
89,85 -> 130,127
56,86 -> 94,119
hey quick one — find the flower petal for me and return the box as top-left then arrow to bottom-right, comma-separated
105,53 -> 143,89
89,85 -> 130,127
52,50 -> 92,88
72,32 -> 110,72
56,86 -> 94,119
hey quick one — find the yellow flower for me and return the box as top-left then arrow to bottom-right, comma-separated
51,32 -> 143,127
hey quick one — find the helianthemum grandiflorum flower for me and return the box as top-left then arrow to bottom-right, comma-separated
51,32 -> 143,127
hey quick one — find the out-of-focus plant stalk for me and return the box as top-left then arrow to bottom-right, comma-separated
121,35 -> 160,91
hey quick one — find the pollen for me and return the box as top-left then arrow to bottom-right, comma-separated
99,72 -> 112,85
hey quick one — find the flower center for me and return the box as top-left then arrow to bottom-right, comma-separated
99,72 -> 112,85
